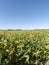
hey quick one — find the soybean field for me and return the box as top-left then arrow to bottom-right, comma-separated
0,30 -> 49,65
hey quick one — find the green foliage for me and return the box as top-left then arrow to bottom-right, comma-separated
0,30 -> 49,65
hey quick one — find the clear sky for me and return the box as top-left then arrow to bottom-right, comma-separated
0,0 -> 49,30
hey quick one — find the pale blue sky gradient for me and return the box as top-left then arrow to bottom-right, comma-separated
0,0 -> 49,29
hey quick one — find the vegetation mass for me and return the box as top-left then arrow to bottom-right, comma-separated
0,30 -> 49,65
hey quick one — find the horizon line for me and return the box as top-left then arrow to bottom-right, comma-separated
0,28 -> 49,30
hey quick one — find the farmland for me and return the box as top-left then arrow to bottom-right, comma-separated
0,30 -> 49,65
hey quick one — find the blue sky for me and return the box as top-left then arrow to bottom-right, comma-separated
0,0 -> 49,29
